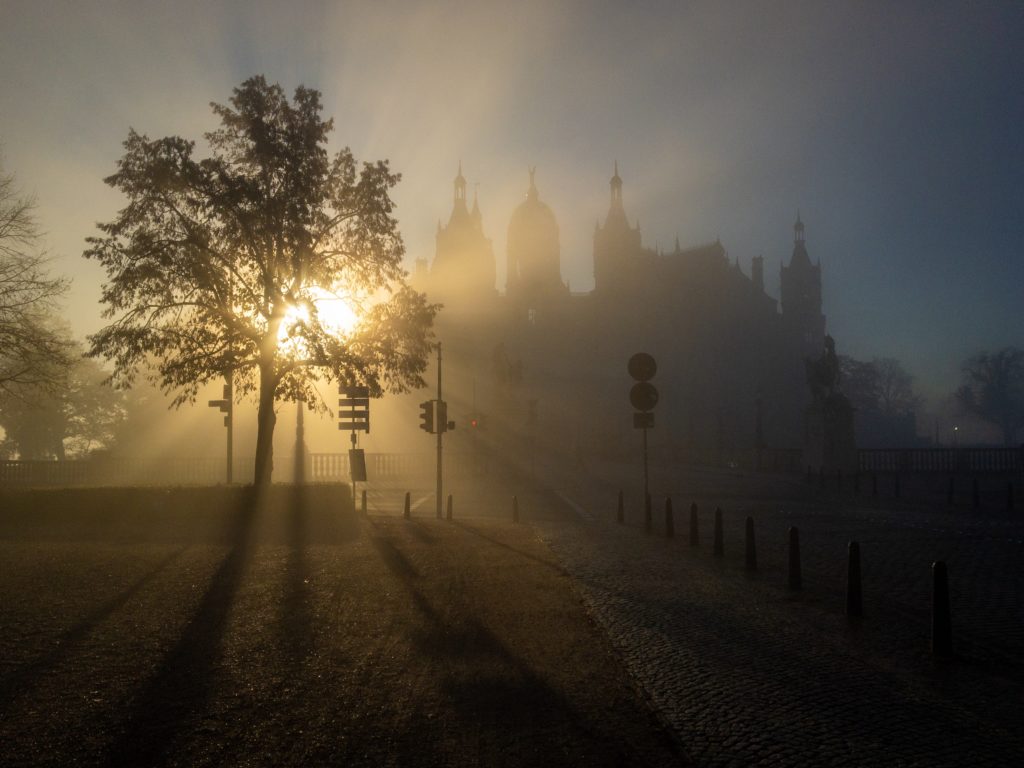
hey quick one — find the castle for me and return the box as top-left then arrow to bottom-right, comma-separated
413,164 -> 826,461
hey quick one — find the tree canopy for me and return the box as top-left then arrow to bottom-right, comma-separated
956,347 -> 1024,446
86,76 -> 436,484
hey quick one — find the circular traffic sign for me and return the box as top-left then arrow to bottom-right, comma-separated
630,381 -> 659,412
628,352 -> 657,382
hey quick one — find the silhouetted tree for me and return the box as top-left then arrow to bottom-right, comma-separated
85,76 -> 436,485
840,355 -> 921,418
956,347 -> 1024,446
0,335 -> 124,460
0,159 -> 72,395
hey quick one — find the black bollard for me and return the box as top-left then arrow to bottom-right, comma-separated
403,491 -> 410,519
872,473 -> 878,497
744,516 -> 757,571
361,489 -> 367,514
644,494 -> 652,534
947,475 -> 954,506
973,477 -> 980,509
689,502 -> 699,546
446,493 -> 453,521
665,497 -> 674,538
788,526 -> 802,589
1008,481 -> 1015,512
616,490 -> 624,525
513,495 -> 520,523
846,541 -> 863,618
895,473 -> 901,500
931,561 -> 953,657
713,507 -> 724,558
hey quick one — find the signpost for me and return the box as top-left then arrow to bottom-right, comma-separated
339,385 -> 370,503
628,353 -> 658,506
207,377 -> 233,484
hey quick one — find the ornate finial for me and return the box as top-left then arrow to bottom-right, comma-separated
527,166 -> 538,199
614,159 -> 619,177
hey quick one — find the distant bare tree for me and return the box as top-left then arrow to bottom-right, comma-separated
839,355 -> 921,418
0,160 -> 72,396
956,347 -> 1024,446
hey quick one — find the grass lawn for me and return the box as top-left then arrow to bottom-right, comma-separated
0,486 -> 682,767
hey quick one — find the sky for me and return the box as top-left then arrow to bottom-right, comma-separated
1,0 -> 1022,404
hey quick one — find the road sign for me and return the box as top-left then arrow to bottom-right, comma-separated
339,384 -> 370,433
630,381 -> 659,412
633,412 -> 654,429
628,352 -> 657,382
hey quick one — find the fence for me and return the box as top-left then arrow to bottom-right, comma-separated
858,447 -> 1023,476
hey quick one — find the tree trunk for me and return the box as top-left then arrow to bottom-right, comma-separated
253,361 -> 279,487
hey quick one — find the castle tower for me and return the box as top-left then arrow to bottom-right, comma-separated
593,162 -> 642,293
506,168 -> 566,315
780,212 -> 826,357
431,163 -> 497,308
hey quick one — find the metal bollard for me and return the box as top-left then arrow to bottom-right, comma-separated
446,493 -> 452,521
744,516 -> 757,571
788,526 -> 802,589
713,507 -> 724,558
616,490 -> 624,525
513,495 -> 520,523
846,541 -> 862,618
403,491 -> 410,520
644,494 -> 652,534
665,497 -> 674,538
689,502 -> 699,546
931,561 -> 953,657
361,489 -> 367,514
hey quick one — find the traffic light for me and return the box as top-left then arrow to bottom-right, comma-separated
208,383 -> 232,427
419,400 -> 434,433
436,400 -> 447,433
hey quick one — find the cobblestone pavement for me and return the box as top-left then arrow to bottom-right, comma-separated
532,491 -> 1024,766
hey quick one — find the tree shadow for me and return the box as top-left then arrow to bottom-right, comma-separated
450,520 -> 569,576
0,547 -> 186,716
276,484 -> 314,663
101,489 -> 259,767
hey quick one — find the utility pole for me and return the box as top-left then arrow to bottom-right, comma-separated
225,374 -> 233,485
436,343 -> 443,520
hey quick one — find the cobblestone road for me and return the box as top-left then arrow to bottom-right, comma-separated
533,502 -> 1024,767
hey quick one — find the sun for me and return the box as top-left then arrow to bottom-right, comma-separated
309,286 -> 359,336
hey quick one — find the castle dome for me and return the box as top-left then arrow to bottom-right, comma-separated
507,168 -> 562,299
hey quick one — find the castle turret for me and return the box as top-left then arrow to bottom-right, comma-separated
780,212 -> 825,356
430,163 -> 496,308
593,162 -> 642,293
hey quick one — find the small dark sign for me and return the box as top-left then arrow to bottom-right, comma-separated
630,381 -> 659,412
349,448 -> 367,481
627,352 -> 657,382
633,412 -> 654,429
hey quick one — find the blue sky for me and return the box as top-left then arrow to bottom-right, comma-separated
1,0 -> 1021,401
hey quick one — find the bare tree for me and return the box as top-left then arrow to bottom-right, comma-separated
0,160 -> 72,396
956,347 -> 1024,446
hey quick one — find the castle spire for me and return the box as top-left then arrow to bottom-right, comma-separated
527,166 -> 538,200
794,210 -> 804,243
453,161 -> 466,204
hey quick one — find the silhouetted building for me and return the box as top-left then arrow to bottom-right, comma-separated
416,164 -> 828,462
